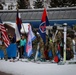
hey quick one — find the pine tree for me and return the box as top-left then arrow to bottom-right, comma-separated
34,0 -> 44,8
49,0 -> 76,7
0,3 -> 3,10
17,0 -> 28,9
69,0 -> 76,6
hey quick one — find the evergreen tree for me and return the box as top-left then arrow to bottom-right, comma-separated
33,0 -> 44,8
0,3 -> 3,10
69,0 -> 76,6
49,0 -> 76,7
17,0 -> 28,9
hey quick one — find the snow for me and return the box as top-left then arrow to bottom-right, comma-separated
0,59 -> 76,75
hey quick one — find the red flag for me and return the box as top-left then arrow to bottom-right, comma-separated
0,20 -> 10,47
41,8 -> 47,22
54,56 -> 59,63
39,8 -> 50,43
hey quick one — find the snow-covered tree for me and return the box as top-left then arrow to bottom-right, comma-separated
49,0 -> 76,8
33,0 -> 44,8
0,3 -> 3,10
17,0 -> 29,9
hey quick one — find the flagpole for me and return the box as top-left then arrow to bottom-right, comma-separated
63,23 -> 67,63
17,8 -> 26,34
19,11 -> 26,34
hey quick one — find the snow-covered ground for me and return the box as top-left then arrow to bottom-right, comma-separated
0,58 -> 76,75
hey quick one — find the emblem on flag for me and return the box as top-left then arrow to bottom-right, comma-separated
39,21 -> 46,33
38,8 -> 50,44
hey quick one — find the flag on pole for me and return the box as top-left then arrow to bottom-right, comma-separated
26,25 -> 36,57
39,8 -> 50,44
16,10 -> 22,34
16,10 -> 22,41
0,18 -> 10,47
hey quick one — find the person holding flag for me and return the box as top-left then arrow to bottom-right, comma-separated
16,10 -> 23,60
39,8 -> 49,44
0,18 -> 10,61
9,10 -> 23,62
38,8 -> 50,61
